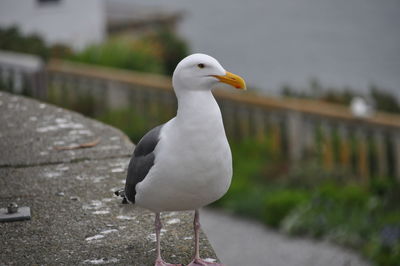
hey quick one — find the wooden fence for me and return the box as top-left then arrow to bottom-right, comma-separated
1,51 -> 399,181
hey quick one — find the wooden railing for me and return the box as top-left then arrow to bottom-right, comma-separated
1,51 -> 399,181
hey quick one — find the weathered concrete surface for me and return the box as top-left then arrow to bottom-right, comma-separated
0,92 -> 218,266
0,93 -> 132,167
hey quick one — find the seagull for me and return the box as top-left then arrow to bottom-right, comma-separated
115,53 -> 246,266
350,96 -> 374,118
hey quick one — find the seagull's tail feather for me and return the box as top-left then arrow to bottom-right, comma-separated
114,188 -> 128,204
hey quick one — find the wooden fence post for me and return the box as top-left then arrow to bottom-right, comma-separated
339,125 -> 351,168
321,122 -> 334,170
356,129 -> 369,181
374,130 -> 388,178
253,108 -> 266,142
269,114 -> 282,156
238,106 -> 250,139
286,112 -> 303,163
303,118 -> 316,155
393,133 -> 400,181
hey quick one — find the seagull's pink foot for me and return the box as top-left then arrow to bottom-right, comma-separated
186,259 -> 224,266
155,258 -> 182,266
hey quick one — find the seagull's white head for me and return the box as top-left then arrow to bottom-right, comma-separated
172,53 -> 246,93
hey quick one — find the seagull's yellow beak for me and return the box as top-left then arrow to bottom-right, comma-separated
212,71 -> 246,90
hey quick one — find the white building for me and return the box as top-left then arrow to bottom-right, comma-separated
0,0 -> 106,50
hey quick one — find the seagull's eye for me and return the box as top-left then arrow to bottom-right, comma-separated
197,63 -> 205,69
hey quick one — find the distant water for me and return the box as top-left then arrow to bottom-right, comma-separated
108,0 -> 400,99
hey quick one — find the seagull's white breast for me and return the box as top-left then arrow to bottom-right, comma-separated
135,92 -> 232,212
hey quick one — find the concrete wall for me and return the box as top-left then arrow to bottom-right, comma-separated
0,0 -> 106,50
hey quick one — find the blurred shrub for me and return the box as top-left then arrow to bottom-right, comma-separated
263,189 -> 309,227
49,43 -> 73,58
69,38 -> 165,74
219,183 -> 266,220
280,179 -> 400,265
0,26 -> 49,59
367,232 -> 400,266
315,183 -> 369,206
214,139 -> 270,219
370,86 -> 400,114
142,27 -> 189,75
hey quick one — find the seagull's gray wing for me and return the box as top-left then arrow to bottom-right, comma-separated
124,124 -> 163,203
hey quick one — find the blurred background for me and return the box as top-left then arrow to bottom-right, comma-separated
0,0 -> 399,265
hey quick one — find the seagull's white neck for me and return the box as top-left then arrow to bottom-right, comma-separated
175,90 -> 222,125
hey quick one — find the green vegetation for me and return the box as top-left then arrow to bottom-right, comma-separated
68,37 -> 165,74
0,26 -> 72,60
140,27 -> 189,75
0,26 -> 50,60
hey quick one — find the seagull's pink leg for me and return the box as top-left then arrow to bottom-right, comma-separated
187,210 -> 224,266
154,213 -> 182,266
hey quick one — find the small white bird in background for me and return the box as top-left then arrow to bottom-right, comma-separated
350,96 -> 375,118
116,54 -> 246,266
